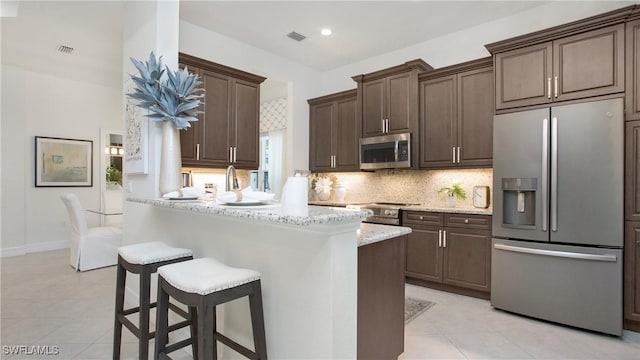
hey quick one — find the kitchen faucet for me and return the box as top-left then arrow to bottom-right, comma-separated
225,165 -> 239,192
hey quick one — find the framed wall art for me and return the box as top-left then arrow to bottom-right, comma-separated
123,80 -> 149,174
35,136 -> 93,187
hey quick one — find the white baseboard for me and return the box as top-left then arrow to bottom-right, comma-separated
1,240 -> 69,258
0,246 -> 26,258
26,240 -> 69,253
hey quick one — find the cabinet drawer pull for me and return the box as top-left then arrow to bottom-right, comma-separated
196,143 -> 200,161
452,147 -> 456,164
456,147 -> 460,164
547,77 -> 551,99
554,76 -> 558,98
443,230 -> 447,248
381,118 -> 385,133
229,147 -> 233,162
464,219 -> 469,224
233,146 -> 237,163
419,216 -> 424,220
438,230 -> 442,247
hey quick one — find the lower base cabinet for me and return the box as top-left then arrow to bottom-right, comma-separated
358,235 -> 406,360
403,211 -> 491,299
625,221 -> 640,332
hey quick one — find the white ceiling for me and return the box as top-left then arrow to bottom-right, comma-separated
1,1 -> 557,88
180,1 -> 547,71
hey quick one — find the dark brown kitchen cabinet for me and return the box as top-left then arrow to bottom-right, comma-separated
179,53 -> 265,169
626,121 -> 640,221
624,221 -> 640,332
360,72 -> 413,136
358,235 -> 405,360
625,120 -> 640,332
308,89 -> 359,172
178,63 -> 202,164
626,18 -> 640,121
419,58 -> 493,169
352,59 -> 432,168
443,226 -> 491,292
406,227 -> 443,283
489,23 -> 625,110
403,211 -> 492,298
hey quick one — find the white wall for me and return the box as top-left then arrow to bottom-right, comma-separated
0,64 -> 122,256
121,0 -> 179,201
318,1 -> 633,95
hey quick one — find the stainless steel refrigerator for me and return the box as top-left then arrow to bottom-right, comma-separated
491,98 -> 623,336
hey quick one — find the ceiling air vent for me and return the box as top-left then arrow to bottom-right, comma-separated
57,44 -> 74,54
286,31 -> 306,42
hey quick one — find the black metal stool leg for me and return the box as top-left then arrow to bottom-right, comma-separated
154,279 -> 170,359
189,306 -> 198,359
211,305 -> 218,360
113,260 -> 126,360
249,281 -> 268,360
139,268 -> 151,359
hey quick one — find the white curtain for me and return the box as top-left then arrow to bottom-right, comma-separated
267,128 -> 285,199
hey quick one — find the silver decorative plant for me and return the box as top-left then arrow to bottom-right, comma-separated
127,52 -> 204,129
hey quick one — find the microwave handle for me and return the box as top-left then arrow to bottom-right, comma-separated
394,139 -> 399,160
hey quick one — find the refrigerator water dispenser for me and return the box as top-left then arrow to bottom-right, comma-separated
501,178 -> 536,228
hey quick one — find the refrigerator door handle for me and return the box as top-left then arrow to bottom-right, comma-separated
542,118 -> 548,232
494,243 -> 618,262
551,116 -> 558,232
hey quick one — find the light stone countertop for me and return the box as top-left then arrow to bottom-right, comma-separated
311,200 -> 492,215
127,197 -> 372,226
401,205 -> 492,215
358,223 -> 411,247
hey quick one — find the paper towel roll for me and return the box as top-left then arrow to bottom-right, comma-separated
281,176 -> 308,206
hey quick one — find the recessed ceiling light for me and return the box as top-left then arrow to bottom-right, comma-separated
321,28 -> 332,36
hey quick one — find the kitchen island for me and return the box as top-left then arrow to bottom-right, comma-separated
125,197 -> 410,359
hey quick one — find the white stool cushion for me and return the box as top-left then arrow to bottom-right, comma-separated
158,258 -> 261,296
118,241 -> 192,265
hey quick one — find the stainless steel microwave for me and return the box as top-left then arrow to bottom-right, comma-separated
359,133 -> 411,170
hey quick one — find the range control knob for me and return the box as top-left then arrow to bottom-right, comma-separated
384,209 -> 397,216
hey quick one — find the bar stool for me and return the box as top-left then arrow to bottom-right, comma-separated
113,241 -> 194,360
155,257 -> 268,360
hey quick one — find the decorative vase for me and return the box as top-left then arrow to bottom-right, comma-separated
159,121 -> 182,195
316,189 -> 331,201
447,196 -> 456,208
334,181 -> 346,203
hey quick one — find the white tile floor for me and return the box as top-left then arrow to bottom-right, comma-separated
1,249 -> 639,359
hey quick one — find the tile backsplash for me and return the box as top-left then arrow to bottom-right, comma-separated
185,166 -> 493,211
312,168 -> 493,210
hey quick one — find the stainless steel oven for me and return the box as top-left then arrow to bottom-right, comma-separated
348,202 -> 417,226
359,133 -> 410,170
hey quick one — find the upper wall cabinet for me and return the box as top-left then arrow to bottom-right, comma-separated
626,17 -> 640,121
486,6 -> 633,111
419,58 -> 493,169
308,89 -> 359,172
179,53 -> 266,169
352,59 -> 432,169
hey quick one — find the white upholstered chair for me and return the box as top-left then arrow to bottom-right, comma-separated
60,193 -> 121,271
